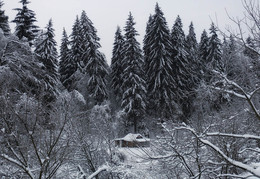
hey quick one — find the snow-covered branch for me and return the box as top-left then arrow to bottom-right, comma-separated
148,153 -> 177,160
87,165 -> 110,179
0,154 -> 35,179
173,125 -> 260,178
206,132 -> 260,140
199,138 -> 260,177
210,86 -> 246,99
212,70 -> 260,121
77,164 -> 111,179
217,173 -> 248,178
249,87 -> 260,99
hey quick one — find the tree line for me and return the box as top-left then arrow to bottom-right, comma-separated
0,0 -> 256,132
1,0 -> 260,178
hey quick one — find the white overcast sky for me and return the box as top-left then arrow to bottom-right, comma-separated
4,0 -> 245,64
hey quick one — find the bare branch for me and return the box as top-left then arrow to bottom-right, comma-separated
223,0 -> 260,55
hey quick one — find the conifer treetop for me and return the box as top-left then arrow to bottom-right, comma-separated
0,0 -> 10,36
12,0 -> 38,45
35,19 -> 58,78
19,0 -> 30,6
186,22 -> 198,49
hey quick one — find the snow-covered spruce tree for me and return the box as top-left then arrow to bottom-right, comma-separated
145,3 -> 177,118
111,26 -> 125,101
143,14 -> 153,75
186,22 -> 198,52
198,30 -> 209,62
80,11 -> 100,45
34,19 -> 58,106
121,12 -> 146,132
186,22 -> 198,55
59,28 -> 77,91
69,16 -> 81,70
79,11 -> 100,66
12,0 -> 38,46
80,11 -> 108,104
171,15 -> 191,119
0,0 -> 10,36
182,22 -> 201,118
59,28 -> 69,86
207,23 -> 223,73
198,29 -> 209,80
0,35 -> 47,98
35,19 -> 58,79
186,22 -> 200,82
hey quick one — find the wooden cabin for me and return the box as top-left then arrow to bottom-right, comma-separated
115,133 -> 150,148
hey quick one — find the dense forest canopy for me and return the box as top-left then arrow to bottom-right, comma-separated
0,0 -> 260,178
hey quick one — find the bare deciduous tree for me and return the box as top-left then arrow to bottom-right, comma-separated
0,94 -> 71,179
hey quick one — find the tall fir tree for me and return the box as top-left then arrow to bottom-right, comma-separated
171,15 -> 191,119
207,24 -> 225,110
35,19 -> 58,79
121,13 -> 146,132
80,11 -> 99,67
186,22 -> 198,66
80,11 -> 100,44
34,19 -> 58,115
69,16 -> 81,72
186,22 -> 199,84
0,0 -> 10,36
198,30 -> 209,62
111,26 -> 125,101
183,22 -> 200,117
198,29 -> 210,80
143,14 -> 153,75
79,11 -> 108,104
12,0 -> 39,46
59,28 -> 77,91
145,3 -> 177,118
207,23 -> 223,73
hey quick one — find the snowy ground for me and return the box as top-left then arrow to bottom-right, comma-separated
114,147 -> 167,179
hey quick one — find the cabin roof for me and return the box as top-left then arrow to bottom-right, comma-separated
115,133 -> 150,142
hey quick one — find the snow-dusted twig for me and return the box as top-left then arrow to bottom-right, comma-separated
239,147 -> 260,154
212,70 -> 260,121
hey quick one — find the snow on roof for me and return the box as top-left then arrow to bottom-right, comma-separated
115,133 -> 150,142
